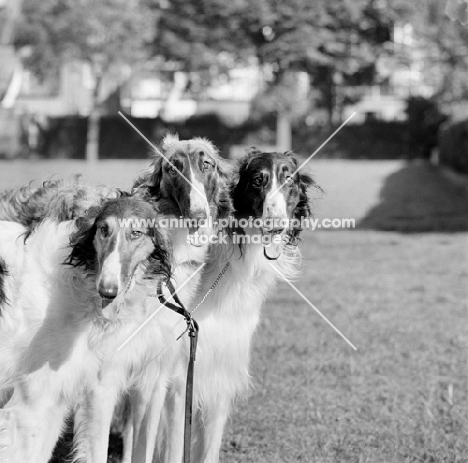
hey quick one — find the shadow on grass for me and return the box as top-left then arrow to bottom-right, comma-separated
359,161 -> 468,232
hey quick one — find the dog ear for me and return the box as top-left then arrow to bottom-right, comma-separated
294,172 -> 313,221
290,170 -> 323,243
148,155 -> 164,190
65,206 -> 100,270
214,157 -> 235,219
231,153 -> 255,215
133,155 -> 163,197
286,154 -> 322,242
145,218 -> 173,283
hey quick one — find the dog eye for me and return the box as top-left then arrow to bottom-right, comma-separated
169,165 -> 177,175
100,225 -> 109,238
203,161 -> 213,172
284,176 -> 294,185
130,230 -> 143,240
252,176 -> 263,187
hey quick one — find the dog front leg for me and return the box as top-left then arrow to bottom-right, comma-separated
120,406 -> 133,463
158,380 -> 186,463
74,383 -> 119,463
131,373 -> 168,463
0,382 -> 68,463
196,398 -> 231,463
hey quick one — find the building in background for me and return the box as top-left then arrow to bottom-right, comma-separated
120,61 -> 263,126
0,11 -> 441,157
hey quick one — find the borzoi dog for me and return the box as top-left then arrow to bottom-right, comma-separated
148,147 -> 317,463
0,195 -> 173,463
121,134 -> 233,463
133,134 -> 233,225
0,134 -> 233,462
0,177 -> 118,229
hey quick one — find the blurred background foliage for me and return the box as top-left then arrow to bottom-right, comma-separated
0,0 -> 466,172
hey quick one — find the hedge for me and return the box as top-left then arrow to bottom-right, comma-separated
439,119 -> 468,175
35,114 -> 412,160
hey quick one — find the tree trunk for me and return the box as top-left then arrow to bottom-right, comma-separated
1,0 -> 22,45
323,67 -> 336,128
276,112 -> 292,152
86,74 -> 102,162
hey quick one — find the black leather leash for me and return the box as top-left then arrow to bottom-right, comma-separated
157,279 -> 198,463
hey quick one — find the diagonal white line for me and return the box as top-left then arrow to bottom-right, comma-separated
117,263 -> 206,351
270,112 -> 357,198
118,111 -> 205,199
268,263 -> 357,350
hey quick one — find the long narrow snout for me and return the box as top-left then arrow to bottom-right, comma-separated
187,188 -> 212,237
262,191 -> 288,234
189,189 -> 211,224
97,240 -> 122,304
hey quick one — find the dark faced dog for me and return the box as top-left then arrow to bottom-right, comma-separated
233,147 -> 319,242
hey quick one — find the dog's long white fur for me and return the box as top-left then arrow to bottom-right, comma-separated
110,224 -> 208,463
129,226 -> 299,463
0,219 -> 194,463
0,220 -> 101,462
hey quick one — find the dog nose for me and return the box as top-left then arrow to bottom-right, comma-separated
190,209 -> 208,221
98,284 -> 118,299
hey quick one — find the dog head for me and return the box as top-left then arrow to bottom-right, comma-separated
233,147 -> 318,241
134,134 -> 233,226
66,195 -> 171,306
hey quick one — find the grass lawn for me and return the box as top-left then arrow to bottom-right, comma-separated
222,230 -> 468,463
0,159 -> 466,462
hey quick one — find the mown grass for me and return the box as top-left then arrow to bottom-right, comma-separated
221,231 -> 467,463
0,160 -> 466,462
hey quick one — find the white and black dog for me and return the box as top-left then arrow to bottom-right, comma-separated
0,195 -> 173,463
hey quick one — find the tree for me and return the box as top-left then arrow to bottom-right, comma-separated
386,0 -> 468,113
251,0 -> 393,126
15,0 -> 154,161
145,0 -> 394,136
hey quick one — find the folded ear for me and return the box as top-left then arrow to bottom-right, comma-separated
133,155 -> 163,194
289,166 -> 322,243
212,157 -> 234,219
294,172 -> 314,221
146,224 -> 173,282
65,207 -> 100,270
216,156 -> 234,184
